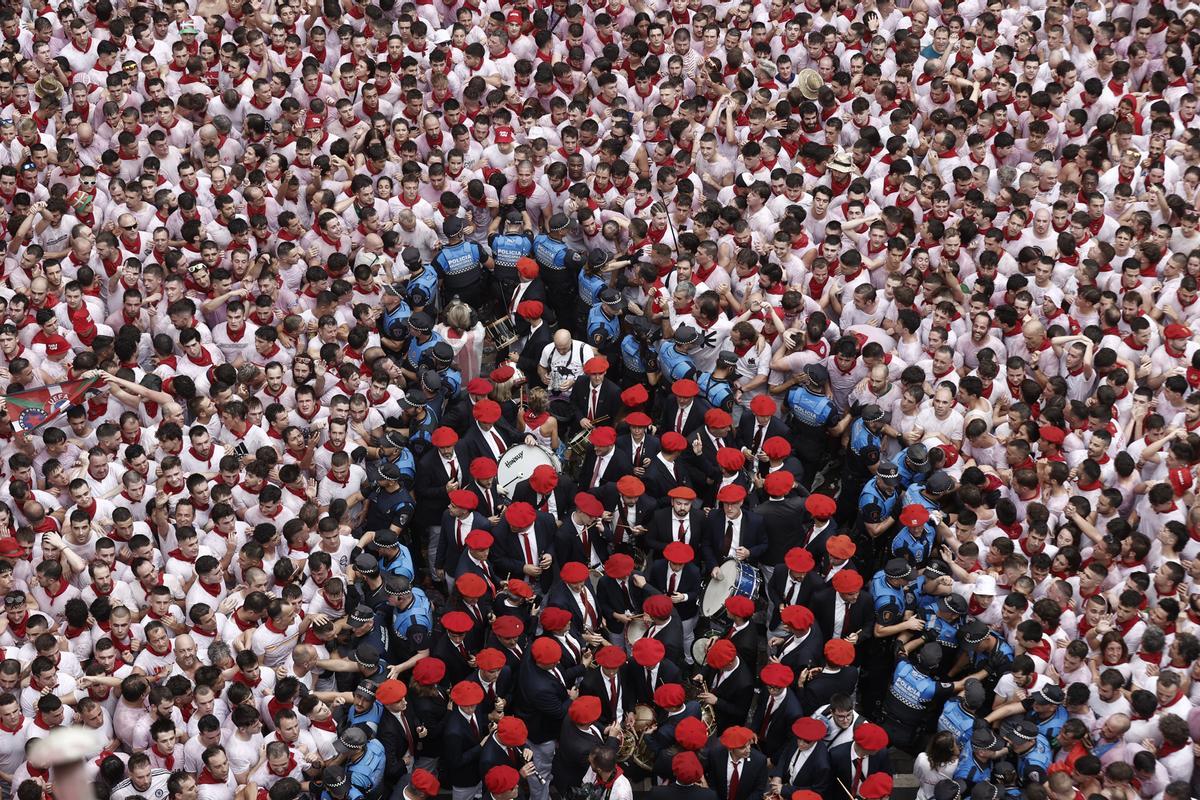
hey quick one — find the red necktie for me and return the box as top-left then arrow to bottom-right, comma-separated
609,675 -> 619,715
589,387 -> 598,419
759,696 -> 775,737
522,532 -> 535,564
459,642 -> 470,661
449,459 -> 458,481
842,599 -> 853,636
539,494 -> 550,512
787,579 -> 800,605
677,519 -> 686,541
469,714 -> 480,740
676,407 -> 685,432
729,760 -> 741,800
634,443 -> 643,464
668,571 -> 677,594
490,431 -> 505,454
591,455 -> 603,488
455,520 -> 465,546
580,590 -> 598,629
853,757 -> 866,794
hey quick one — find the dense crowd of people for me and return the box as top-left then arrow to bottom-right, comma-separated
0,0 -> 1200,799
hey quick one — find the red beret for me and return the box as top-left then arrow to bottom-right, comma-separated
516,300 -> 544,320
431,426 -> 460,447
716,447 -> 746,471
560,561 -> 590,584
661,432 -> 688,452
832,570 -> 864,593
595,645 -> 627,669
762,436 -> 792,460
506,579 -> 533,599
674,716 -> 709,750
466,378 -> 493,396
653,682 -> 686,708
496,716 -> 528,746
449,489 -> 478,510
792,716 -> 827,741
672,379 -> 699,398
750,395 -> 777,416
531,637 -> 563,666
825,638 -> 856,667
672,751 -> 705,783
625,411 -> 653,427
442,611 -> 475,634
826,535 -> 856,560
470,457 -> 498,479
376,679 -> 407,704
490,364 -> 516,383
455,573 -> 487,599
643,594 -> 674,618
805,493 -> 837,518
621,384 -> 649,407
1039,425 -> 1066,444
663,542 -> 694,564
793,792 -> 823,800
539,606 -> 573,632
706,638 -> 737,668
492,615 -> 525,638
860,774 -> 893,799
474,648 -> 507,671
505,502 -> 537,529
568,695 -> 601,724
785,547 -> 815,573
719,726 -> 754,749
575,492 -> 604,517
604,553 -> 635,579
583,357 -> 609,375
667,485 -> 696,499
529,464 -> 558,493
411,769 -> 441,797
450,680 -> 485,706
411,658 -> 446,685
588,426 -> 617,447
760,663 -> 794,688
781,605 -> 815,631
465,530 -> 494,550
473,399 -> 502,424
854,722 -> 889,751
484,765 -> 520,796
617,476 -> 645,497
900,504 -> 930,527
717,484 -> 747,503
516,257 -> 539,280
724,595 -> 755,618
764,471 -> 795,497
705,408 -> 732,429
632,637 -> 665,666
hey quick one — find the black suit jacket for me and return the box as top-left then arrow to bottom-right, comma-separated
624,658 -> 683,707
829,742 -> 892,800
799,667 -> 860,716
775,628 -> 827,674
413,444 -> 471,529
646,559 -> 702,620
511,477 -> 577,523
553,517 -> 612,571
567,377 -> 622,427
748,687 -> 803,763
773,739 -> 832,796
468,479 -> 508,521
646,506 -> 706,556
811,586 -> 875,645
614,432 -> 660,474
437,509 -> 494,575
478,733 -> 528,784
705,747 -> 768,800
544,581 -> 604,638
595,492 -> 657,555
701,510 -> 767,572
492,512 -> 559,593
756,496 -> 809,566
516,657 -> 586,744
552,720 -> 616,794
377,708 -> 418,785
683,428 -> 740,502
702,660 -> 756,731
442,707 -> 488,787
580,665 -> 632,727
517,325 -> 554,388
766,569 -> 828,628
468,666 -> 515,718
462,423 -> 517,465
595,573 -> 651,632
431,631 -> 478,686
648,785 -> 719,800
735,415 -> 790,454
577,448 -> 635,493
658,397 -> 708,437
642,455 -> 693,506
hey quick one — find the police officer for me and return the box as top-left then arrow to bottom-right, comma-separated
378,283 -> 413,357
937,678 -> 988,749
533,213 -> 578,328
373,529 -> 415,581
578,248 -> 610,310
587,287 -> 624,361
403,247 -> 439,312
621,315 -> 660,386
384,574 -> 433,667
861,558 -> 918,716
883,642 -> 963,752
434,216 -> 490,310
363,462 -> 415,536
901,470 -> 956,519
912,594 -> 968,676
696,351 -> 738,413
892,504 -> 936,566
657,324 -> 699,386
490,211 -> 534,302
398,390 -> 438,457
841,404 -> 886,522
1002,721 -> 1051,785
955,620 -> 1015,696
953,727 -> 1003,786
320,765 -> 364,800
894,443 -> 931,489
856,461 -> 901,574
423,342 -> 463,398
402,312 -> 444,382
785,364 -> 845,489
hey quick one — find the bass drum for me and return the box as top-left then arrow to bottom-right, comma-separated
699,558 -> 762,628
496,444 -> 560,495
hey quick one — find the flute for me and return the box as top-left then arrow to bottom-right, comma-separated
523,749 -> 547,784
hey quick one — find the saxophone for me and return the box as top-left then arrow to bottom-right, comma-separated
693,675 -> 718,735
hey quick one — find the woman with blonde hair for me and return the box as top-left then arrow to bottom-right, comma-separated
434,300 -> 485,380
520,387 -> 562,457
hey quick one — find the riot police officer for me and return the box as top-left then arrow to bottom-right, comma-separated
883,642 -> 963,752
362,462 -> 416,541
433,216 -> 490,309
378,284 -> 412,359
533,213 -> 579,329
490,210 -> 534,303
402,312 -> 444,383
657,324 -> 699,386
856,461 -> 901,574
937,678 -> 988,748
841,404 -> 886,521
587,287 -> 624,361
403,246 -> 439,312
784,364 -> 845,489
696,351 -> 738,413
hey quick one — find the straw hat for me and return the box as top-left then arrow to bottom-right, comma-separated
796,68 -> 822,100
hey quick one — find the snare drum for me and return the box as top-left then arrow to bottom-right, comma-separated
700,558 -> 762,626
691,634 -> 718,664
625,618 -> 648,645
485,316 -> 519,349
496,444 -> 561,495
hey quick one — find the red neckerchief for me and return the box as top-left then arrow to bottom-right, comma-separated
152,744 -> 175,769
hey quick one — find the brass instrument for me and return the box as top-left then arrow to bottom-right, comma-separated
691,674 -> 718,735
614,703 -> 657,770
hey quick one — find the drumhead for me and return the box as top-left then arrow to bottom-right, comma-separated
496,444 -> 558,494
625,618 -> 648,644
700,558 -> 742,617
691,635 -> 717,664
